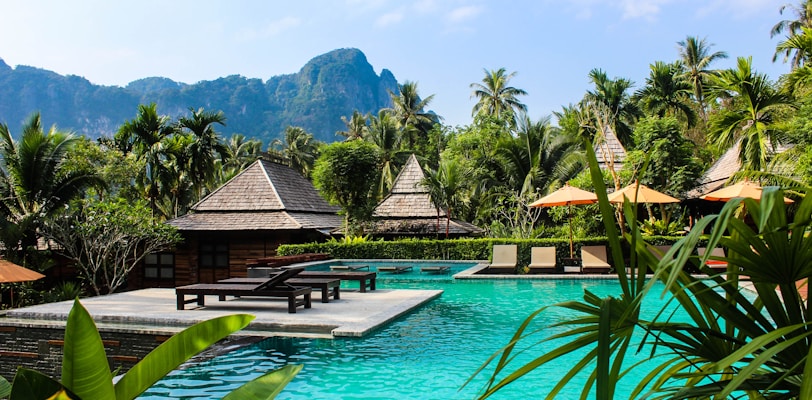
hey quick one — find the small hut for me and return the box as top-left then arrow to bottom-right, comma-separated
146,158 -> 341,286
367,154 -> 483,239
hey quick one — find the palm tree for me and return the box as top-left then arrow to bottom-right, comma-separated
771,1 -> 812,69
337,110 -> 369,140
0,113 -> 103,262
388,81 -> 438,148
707,57 -> 796,171
470,68 -> 528,122
155,133 -> 195,219
223,133 -> 262,176
583,69 -> 641,148
117,103 -> 176,215
421,159 -> 470,238
177,107 -> 229,199
780,27 -> 812,93
365,110 -> 405,198
634,61 -> 697,127
496,116 -> 584,197
271,126 -> 320,177
677,36 -> 728,121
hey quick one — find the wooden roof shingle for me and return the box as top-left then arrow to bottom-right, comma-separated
192,159 -> 339,213
368,154 -> 483,237
373,154 -> 444,218
594,126 -> 626,171
167,159 -> 341,232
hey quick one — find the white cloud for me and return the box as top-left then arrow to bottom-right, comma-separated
236,16 -> 302,41
697,0 -> 779,19
375,10 -> 405,27
414,0 -> 438,14
448,5 -> 484,23
618,0 -> 672,20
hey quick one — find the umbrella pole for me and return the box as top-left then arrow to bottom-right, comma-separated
568,203 -> 574,259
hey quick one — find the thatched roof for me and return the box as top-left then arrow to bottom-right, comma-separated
374,154 -> 443,218
168,159 -> 341,232
368,154 -> 483,237
594,126 -> 626,171
685,139 -> 793,199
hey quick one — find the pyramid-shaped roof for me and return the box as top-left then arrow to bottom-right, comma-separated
594,126 -> 626,171
192,159 -> 338,213
367,154 -> 483,237
374,154 -> 444,218
168,159 -> 341,231
685,139 -> 794,198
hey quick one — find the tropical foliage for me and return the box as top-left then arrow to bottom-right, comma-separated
1,299 -> 299,399
471,143 -> 812,399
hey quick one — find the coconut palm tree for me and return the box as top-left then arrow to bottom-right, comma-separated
0,113 -> 103,262
634,61 -> 697,127
388,81 -> 438,149
117,103 -> 176,216
337,110 -> 369,141
583,69 -> 641,148
772,0 -> 812,69
271,126 -> 320,177
677,36 -> 728,121
470,68 -> 528,123
177,107 -> 229,199
496,116 -> 584,197
707,57 -> 796,171
421,158 -> 470,238
780,27 -> 812,94
365,110 -> 405,198
223,133 -> 262,177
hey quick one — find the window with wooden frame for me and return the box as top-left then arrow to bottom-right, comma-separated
144,252 -> 175,279
199,242 -> 229,268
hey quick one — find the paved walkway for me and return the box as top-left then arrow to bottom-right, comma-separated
2,288 -> 442,338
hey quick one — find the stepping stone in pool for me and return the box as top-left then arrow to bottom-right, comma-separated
420,266 -> 450,274
377,265 -> 413,274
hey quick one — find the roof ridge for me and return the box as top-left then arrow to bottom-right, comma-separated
259,159 -> 286,210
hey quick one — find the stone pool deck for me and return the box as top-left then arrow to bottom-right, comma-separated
1,288 -> 442,339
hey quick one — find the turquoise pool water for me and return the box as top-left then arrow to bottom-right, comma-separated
141,263 -> 677,399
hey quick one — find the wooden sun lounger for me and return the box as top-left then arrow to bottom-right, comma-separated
420,266 -> 450,274
219,277 -> 340,303
377,265 -> 413,273
177,267 -> 312,312
175,284 -> 312,313
296,271 -> 376,292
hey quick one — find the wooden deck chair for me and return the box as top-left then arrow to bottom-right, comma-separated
528,247 -> 557,273
581,245 -> 611,274
489,244 -> 517,274
698,247 -> 728,273
176,267 -> 311,312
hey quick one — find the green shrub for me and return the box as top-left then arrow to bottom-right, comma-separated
278,236 -> 686,269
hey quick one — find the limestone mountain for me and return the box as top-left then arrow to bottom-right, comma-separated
0,48 -> 399,144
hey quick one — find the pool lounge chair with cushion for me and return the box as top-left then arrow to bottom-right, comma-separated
581,245 -> 611,274
176,267 -> 312,313
488,244 -> 517,274
527,247 -> 557,273
697,247 -> 728,273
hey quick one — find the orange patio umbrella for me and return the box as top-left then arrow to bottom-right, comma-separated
607,181 -> 680,204
700,180 -> 793,203
0,259 -> 45,307
530,183 -> 598,258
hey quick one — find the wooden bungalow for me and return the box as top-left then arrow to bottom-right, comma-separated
366,154 -> 483,239
133,158 -> 341,287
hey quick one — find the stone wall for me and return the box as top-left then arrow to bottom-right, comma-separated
0,323 -> 170,382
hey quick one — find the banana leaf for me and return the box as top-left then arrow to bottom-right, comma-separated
10,368 -> 78,399
222,364 -> 302,400
61,299 -> 115,400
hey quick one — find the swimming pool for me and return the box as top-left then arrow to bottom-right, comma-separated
140,262 -> 675,399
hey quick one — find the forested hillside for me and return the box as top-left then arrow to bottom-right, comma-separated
0,48 -> 398,143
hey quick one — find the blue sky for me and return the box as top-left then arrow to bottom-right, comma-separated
0,0 -> 792,128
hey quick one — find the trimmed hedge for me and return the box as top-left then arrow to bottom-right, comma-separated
277,236 -> 687,268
